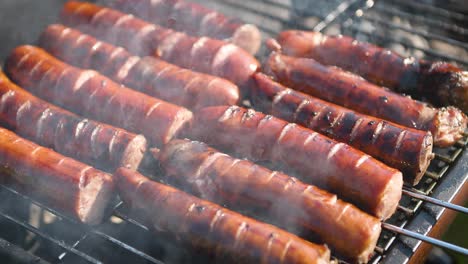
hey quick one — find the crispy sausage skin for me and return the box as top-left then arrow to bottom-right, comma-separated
274,30 -> 468,112
115,167 -> 330,264
265,52 -> 467,147
106,0 -> 262,55
188,106 -> 403,220
39,24 -> 240,110
156,139 -> 381,262
60,1 -> 260,92
252,73 -> 434,185
5,45 -> 193,147
0,128 -> 114,225
0,71 -> 146,171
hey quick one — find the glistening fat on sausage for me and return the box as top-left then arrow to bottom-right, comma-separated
38,24 -> 240,110
155,139 -> 381,262
114,167 -> 331,264
0,70 -> 147,171
188,105 -> 403,220
251,73 -> 434,185
0,127 -> 114,225
107,0 -> 262,54
265,52 -> 467,147
273,30 -> 468,112
60,1 -> 260,92
5,45 -> 193,147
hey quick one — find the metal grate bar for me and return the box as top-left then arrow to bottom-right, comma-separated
0,211 -> 101,264
402,189 -> 468,214
360,15 -> 468,49
387,0 -> 468,22
313,0 -> 361,32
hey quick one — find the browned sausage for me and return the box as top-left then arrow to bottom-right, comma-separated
0,71 -> 147,171
0,127 -> 114,225
115,167 -> 330,264
38,24 -> 240,110
188,105 -> 403,220
155,139 -> 380,262
60,1 -> 260,92
265,52 -> 467,147
106,0 -> 262,54
273,30 -> 468,112
251,73 -> 434,185
5,45 -> 193,147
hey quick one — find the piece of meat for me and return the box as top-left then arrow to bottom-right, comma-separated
106,0 -> 262,54
0,70 -> 147,171
265,52 -> 467,147
155,139 -> 381,262
0,127 -> 114,225
5,45 -> 193,147
251,73 -> 434,185
273,31 -> 468,112
38,24 -> 240,110
188,105 -> 403,220
114,167 -> 330,264
60,1 -> 260,92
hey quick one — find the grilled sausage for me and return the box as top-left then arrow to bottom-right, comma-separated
155,139 -> 381,262
252,73 -> 434,185
265,52 -> 467,147
272,30 -> 468,112
5,45 -> 193,147
0,71 -> 146,171
39,24 -> 240,110
115,167 -> 330,264
188,105 -> 403,220
60,1 -> 260,91
106,0 -> 262,54
0,128 -> 114,225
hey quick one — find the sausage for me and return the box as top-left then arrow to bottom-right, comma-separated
0,71 -> 147,171
114,167 -> 330,264
38,24 -> 240,110
0,127 -> 114,225
60,1 -> 260,92
273,30 -> 468,112
265,52 -> 467,147
5,45 -> 193,147
155,139 -> 381,262
107,0 -> 262,55
252,73 -> 434,185
188,105 -> 403,220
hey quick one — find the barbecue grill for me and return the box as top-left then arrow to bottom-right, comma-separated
0,0 -> 467,263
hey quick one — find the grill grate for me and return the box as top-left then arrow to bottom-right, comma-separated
0,0 -> 467,263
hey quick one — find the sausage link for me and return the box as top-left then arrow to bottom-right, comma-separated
39,24 -> 240,110
60,1 -> 259,91
5,45 -> 193,147
115,167 -> 330,264
107,0 -> 262,54
252,73 -> 434,185
156,139 -> 380,262
0,71 -> 146,171
274,30 -> 468,112
265,52 -> 467,147
188,105 -> 403,220
0,128 -> 114,225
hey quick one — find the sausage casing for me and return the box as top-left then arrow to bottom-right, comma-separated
0,127 -> 114,225
115,167 -> 330,264
156,139 -> 381,262
274,30 -> 468,112
0,71 -> 146,171
265,52 -> 467,147
188,105 -> 403,220
39,24 -> 240,110
60,1 -> 260,91
5,45 -> 193,147
252,73 -> 434,185
107,0 -> 262,54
